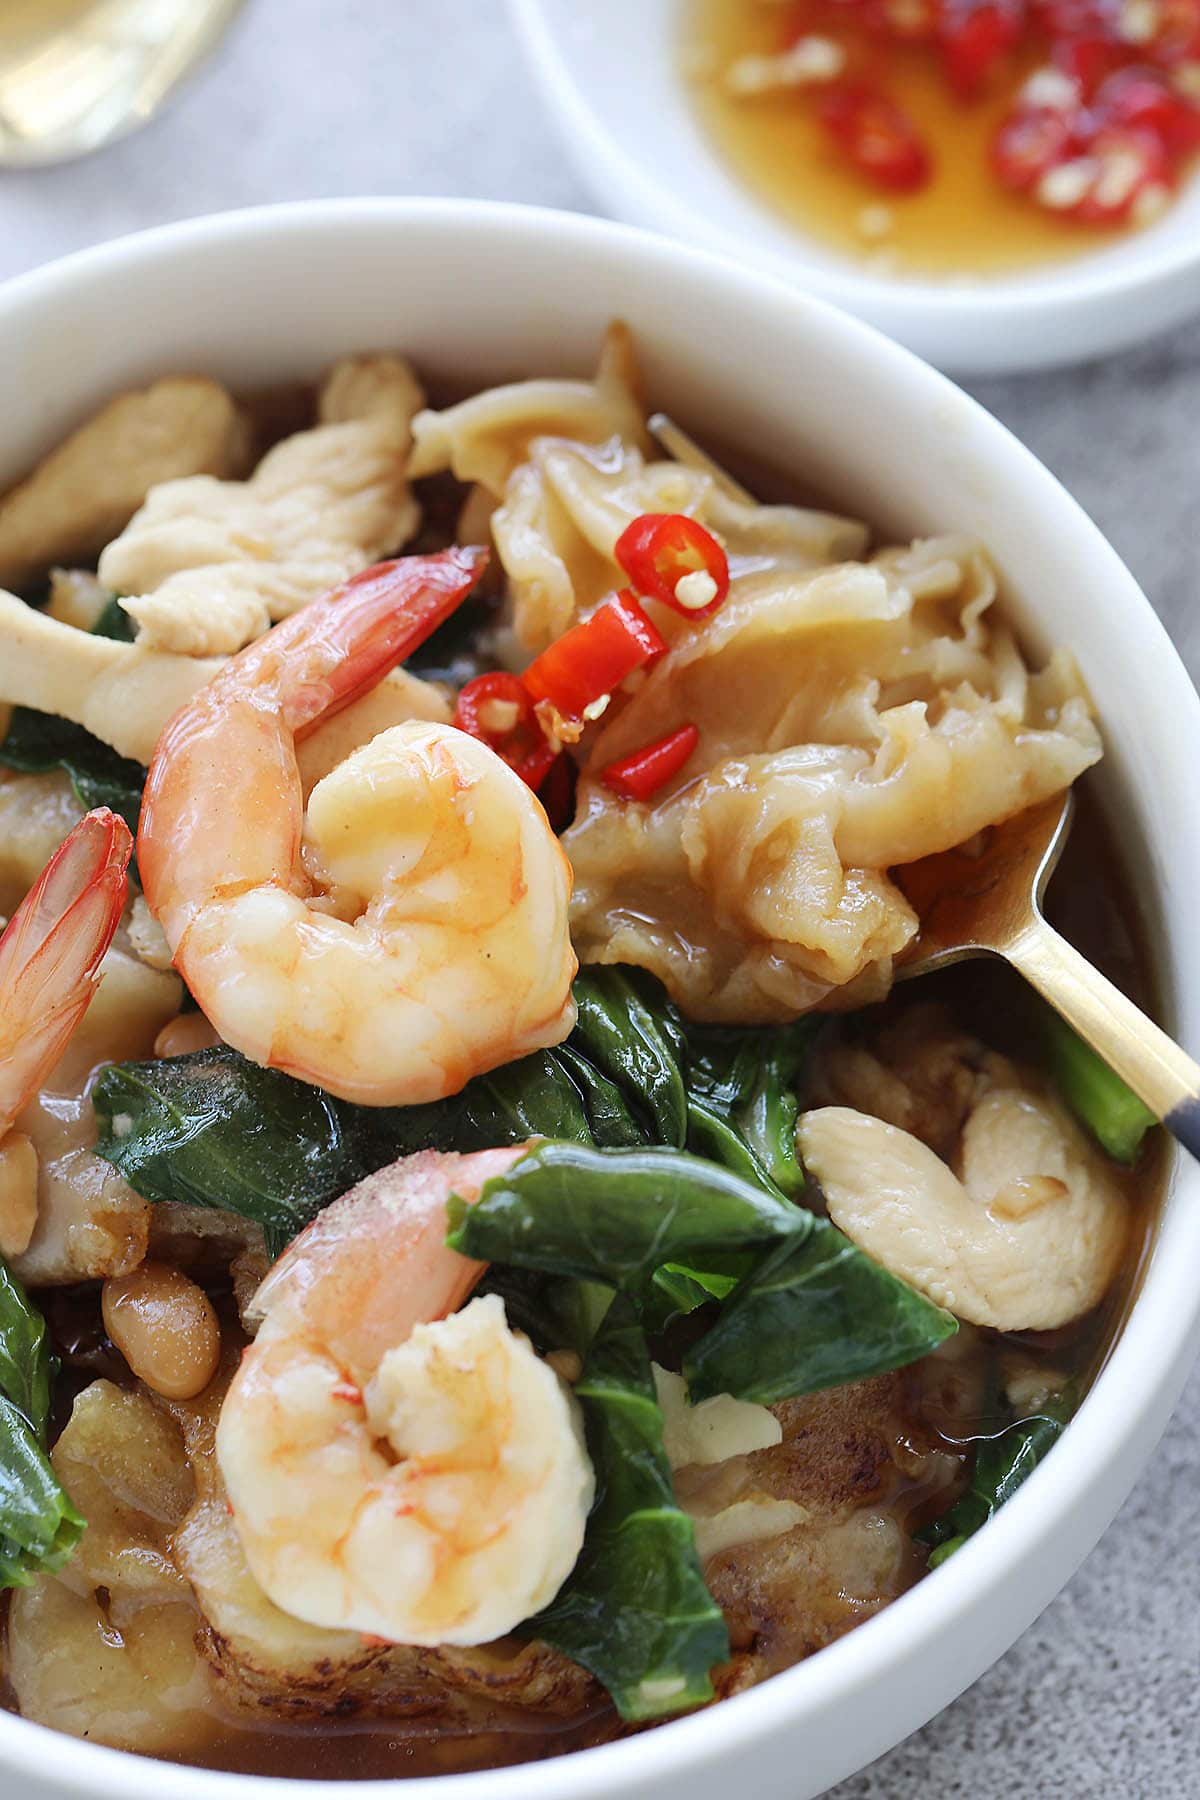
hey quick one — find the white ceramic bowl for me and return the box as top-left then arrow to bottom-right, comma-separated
1,198 -> 1197,1800
510,0 -> 1200,374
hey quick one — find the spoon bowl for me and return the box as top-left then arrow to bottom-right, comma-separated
894,794 -> 1200,1158
894,792 -> 1073,978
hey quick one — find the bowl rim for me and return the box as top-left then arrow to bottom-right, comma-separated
0,195 -> 1197,1800
507,0 -> 1200,322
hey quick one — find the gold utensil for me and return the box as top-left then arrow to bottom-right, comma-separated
0,0 -> 243,167
648,413 -> 1198,1153
895,792 -> 1200,1155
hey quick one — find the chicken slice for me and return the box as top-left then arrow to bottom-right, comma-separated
103,356 -> 425,656
0,378 -> 248,590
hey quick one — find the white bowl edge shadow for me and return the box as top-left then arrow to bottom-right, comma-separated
508,0 -> 1200,375
0,198 -> 1197,1800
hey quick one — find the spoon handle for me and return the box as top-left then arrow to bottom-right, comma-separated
1008,919 -> 1200,1158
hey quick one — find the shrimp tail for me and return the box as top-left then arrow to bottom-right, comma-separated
0,808 -> 133,1129
208,548 -> 488,743
136,549 -> 489,905
286,548 -> 488,737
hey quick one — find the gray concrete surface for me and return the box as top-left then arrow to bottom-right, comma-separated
1,2 -> 1196,1791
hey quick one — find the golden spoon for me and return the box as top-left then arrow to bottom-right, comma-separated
894,792 -> 1200,1154
649,414 -> 1200,1154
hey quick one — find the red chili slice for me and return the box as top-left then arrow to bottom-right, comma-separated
782,0 -> 822,40
1034,0 -> 1119,39
818,83 -> 933,191
614,513 -> 730,619
1052,34 -> 1129,97
522,591 -> 666,723
453,671 -> 558,789
1069,123 -> 1174,221
993,102 -> 1079,188
736,0 -> 1195,226
1094,66 -> 1200,154
600,724 -> 701,804
940,0 -> 1025,98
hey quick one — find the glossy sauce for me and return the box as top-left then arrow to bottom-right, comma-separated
156,1710 -> 614,1782
683,0 -> 1189,276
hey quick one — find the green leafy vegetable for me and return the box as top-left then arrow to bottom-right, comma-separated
358,1051 -> 599,1160
527,1296 -> 728,1720
650,1260 -> 742,1322
465,1263 -> 728,1719
453,1139 -> 952,1398
90,1047 -> 555,1254
92,1042 -> 614,1257
555,1045 -> 644,1148
91,970 -> 822,1255
446,1142 -> 805,1295
686,1016 -> 816,1196
1039,1007 -> 1156,1164
453,1142 -> 952,1404
91,596 -> 137,642
477,1267 -> 614,1357
0,708 -> 146,843
93,1049 -> 356,1258
96,1042 -> 952,1399
0,1261 -> 84,1586
0,1398 -> 84,1587
0,597 -> 145,845
685,1096 -> 786,1197
921,1387 -> 1076,1567
684,1220 -> 957,1405
571,968 -> 688,1147
0,1262 -> 55,1440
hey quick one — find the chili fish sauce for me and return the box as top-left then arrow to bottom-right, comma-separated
684,0 -> 1200,276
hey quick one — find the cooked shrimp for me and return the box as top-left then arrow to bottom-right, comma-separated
0,809 -> 132,1135
137,551 -> 578,1106
0,809 -> 132,1258
217,1147 -> 594,1646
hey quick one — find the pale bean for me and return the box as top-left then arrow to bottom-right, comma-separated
102,1261 -> 221,1399
0,1131 -> 38,1258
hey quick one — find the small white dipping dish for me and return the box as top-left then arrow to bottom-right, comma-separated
0,198 -> 1197,1800
510,0 -> 1200,374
